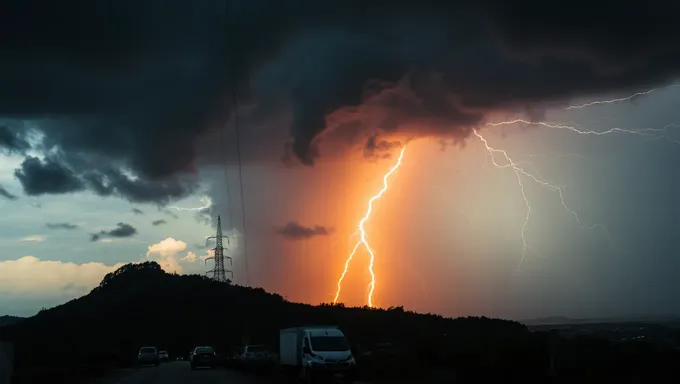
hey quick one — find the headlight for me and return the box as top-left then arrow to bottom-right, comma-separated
308,353 -> 325,363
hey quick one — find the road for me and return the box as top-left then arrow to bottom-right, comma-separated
89,361 -> 275,384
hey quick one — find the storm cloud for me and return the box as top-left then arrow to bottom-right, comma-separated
2,0 -> 680,203
46,222 -> 78,230
90,223 -> 138,242
0,125 -> 29,152
0,185 -> 17,200
277,222 -> 332,240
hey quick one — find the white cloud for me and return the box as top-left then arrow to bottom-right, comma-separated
181,251 -> 197,262
145,237 -> 202,274
146,238 -> 187,258
0,256 -> 124,295
200,248 -> 215,261
19,235 -> 45,243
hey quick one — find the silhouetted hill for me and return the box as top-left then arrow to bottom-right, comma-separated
2,261 -> 680,384
0,315 -> 24,327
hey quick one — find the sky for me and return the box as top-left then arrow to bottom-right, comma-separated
2,0 -> 680,319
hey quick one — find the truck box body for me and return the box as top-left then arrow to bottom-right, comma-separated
279,327 -> 301,366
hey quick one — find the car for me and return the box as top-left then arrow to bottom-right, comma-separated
159,350 -> 169,362
138,346 -> 160,366
236,344 -> 274,372
190,346 -> 217,369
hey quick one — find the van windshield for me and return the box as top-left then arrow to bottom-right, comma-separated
247,345 -> 267,353
310,336 -> 350,352
140,347 -> 156,354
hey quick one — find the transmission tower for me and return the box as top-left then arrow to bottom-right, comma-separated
205,215 -> 233,283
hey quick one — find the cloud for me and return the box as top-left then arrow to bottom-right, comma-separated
145,237 -> 199,273
152,219 -> 167,226
2,0 -> 680,202
0,185 -> 17,200
0,256 -> 125,294
200,249 -> 215,262
19,235 -> 45,243
146,237 -> 187,258
276,221 -> 332,240
90,223 -> 137,242
181,251 -> 198,263
0,125 -> 30,152
46,222 -> 79,230
163,209 -> 179,219
364,134 -> 402,161
14,156 -> 85,196
132,208 -> 144,215
0,256 -> 126,314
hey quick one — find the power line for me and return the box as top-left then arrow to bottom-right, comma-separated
224,0 -> 249,287
232,86 -> 250,287
224,2 -> 250,286
219,118 -> 234,237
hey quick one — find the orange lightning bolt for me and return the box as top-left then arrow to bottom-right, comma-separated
334,146 -> 407,307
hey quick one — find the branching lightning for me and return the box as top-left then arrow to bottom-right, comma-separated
565,84 -> 679,110
334,146 -> 407,307
331,83 -> 678,305
473,130 -> 533,268
487,119 -> 680,142
477,84 -> 680,267
168,196 -> 213,212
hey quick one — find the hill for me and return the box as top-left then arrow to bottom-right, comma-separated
2,261 -> 680,383
0,315 -> 24,327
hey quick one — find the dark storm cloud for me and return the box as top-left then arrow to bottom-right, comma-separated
14,156 -> 85,196
90,223 -> 137,242
152,219 -> 167,226
0,125 -> 29,152
13,154 -> 192,203
163,209 -> 179,219
277,221 -> 332,240
3,0 -> 680,201
46,222 -> 78,230
364,134 -> 402,160
132,208 -> 144,215
194,212 -> 211,226
0,185 -> 17,200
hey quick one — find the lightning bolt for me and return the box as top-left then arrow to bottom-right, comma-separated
334,146 -> 407,307
487,119 -> 680,141
565,84 -> 679,110
167,196 -> 213,212
473,130 -> 533,268
476,84 -> 680,267
478,126 -> 621,268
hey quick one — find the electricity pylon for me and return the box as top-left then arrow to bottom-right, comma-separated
205,215 -> 233,282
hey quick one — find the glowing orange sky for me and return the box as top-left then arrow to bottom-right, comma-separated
238,132 -> 564,317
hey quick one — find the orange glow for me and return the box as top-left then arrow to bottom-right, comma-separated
333,146 -> 408,307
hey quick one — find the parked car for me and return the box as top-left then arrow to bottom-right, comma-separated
190,346 -> 217,369
138,346 -> 160,366
159,350 -> 169,362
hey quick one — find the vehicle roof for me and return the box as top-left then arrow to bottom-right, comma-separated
306,328 -> 344,337
139,346 -> 157,349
